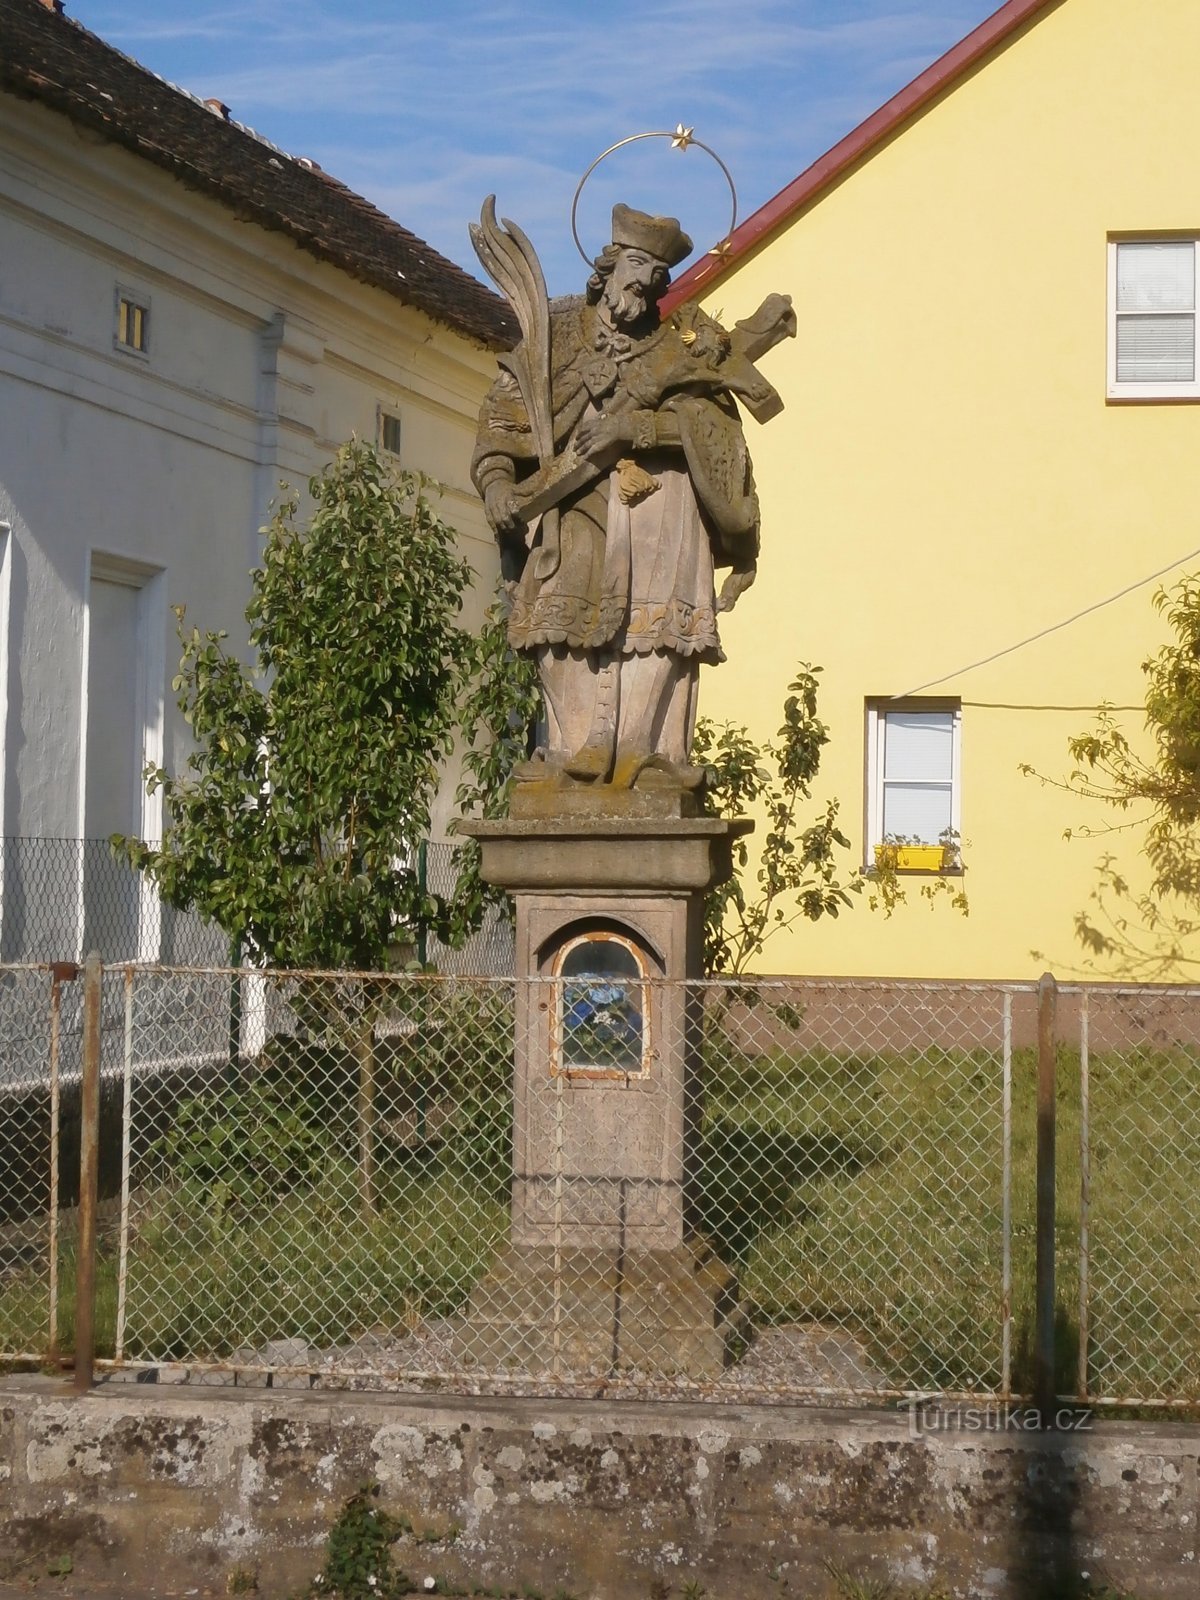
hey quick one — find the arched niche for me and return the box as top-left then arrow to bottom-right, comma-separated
548,927 -> 653,1080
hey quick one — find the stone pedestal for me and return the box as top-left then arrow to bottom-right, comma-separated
453,792 -> 751,1379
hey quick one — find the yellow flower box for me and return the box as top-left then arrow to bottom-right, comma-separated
875,842 -> 947,872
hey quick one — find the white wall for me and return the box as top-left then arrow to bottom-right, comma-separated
0,93 -> 499,873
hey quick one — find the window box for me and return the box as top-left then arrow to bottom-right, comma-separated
873,841 -> 951,873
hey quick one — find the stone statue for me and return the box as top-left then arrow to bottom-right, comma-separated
471,199 -> 794,790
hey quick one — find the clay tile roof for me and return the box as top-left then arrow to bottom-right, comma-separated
0,0 -> 517,350
663,0 -> 1058,313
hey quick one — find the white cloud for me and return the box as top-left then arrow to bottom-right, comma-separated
79,1 -> 995,289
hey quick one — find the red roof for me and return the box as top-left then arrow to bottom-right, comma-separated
662,0 -> 1059,313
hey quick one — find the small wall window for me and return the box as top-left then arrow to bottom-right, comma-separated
865,699 -> 961,869
115,289 -> 150,356
1108,239 -> 1199,399
552,931 -> 650,1079
379,410 -> 402,457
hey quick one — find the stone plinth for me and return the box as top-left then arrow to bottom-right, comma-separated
453,1241 -> 744,1379
452,801 -> 751,1379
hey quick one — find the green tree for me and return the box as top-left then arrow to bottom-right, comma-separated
1024,573 -> 1200,975
120,440 -> 478,1207
695,665 -> 861,974
450,592 -> 541,932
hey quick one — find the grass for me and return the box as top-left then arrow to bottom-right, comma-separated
698,1042 -> 1008,1389
123,1157 -> 507,1360
693,1027 -> 1200,1399
2,1027 -> 1197,1397
1,1155 -> 506,1364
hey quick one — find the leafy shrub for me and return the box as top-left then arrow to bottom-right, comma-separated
157,1078 -> 328,1222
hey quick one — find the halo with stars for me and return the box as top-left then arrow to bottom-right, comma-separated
569,125 -> 739,270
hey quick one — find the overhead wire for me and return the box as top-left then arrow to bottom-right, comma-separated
895,542 -> 1200,699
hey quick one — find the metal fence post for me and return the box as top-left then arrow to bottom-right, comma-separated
228,934 -> 242,1071
1077,987 -> 1090,1402
46,962 -> 78,1361
1035,970 -> 1058,1421
74,950 -> 102,1394
551,983 -> 564,1383
1001,989 -> 1013,1399
417,841 -> 428,969
114,966 -> 135,1365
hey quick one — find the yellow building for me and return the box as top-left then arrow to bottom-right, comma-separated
665,0 -> 1200,980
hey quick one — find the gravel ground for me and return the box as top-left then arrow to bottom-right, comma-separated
95,1320 -> 886,1401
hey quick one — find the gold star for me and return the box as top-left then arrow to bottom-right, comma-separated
708,236 -> 733,259
671,123 -> 695,151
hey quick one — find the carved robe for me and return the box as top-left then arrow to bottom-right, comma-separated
471,296 -> 762,669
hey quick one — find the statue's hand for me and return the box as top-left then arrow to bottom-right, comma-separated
574,413 -> 632,462
484,480 -> 523,535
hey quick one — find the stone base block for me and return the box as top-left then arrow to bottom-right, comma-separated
452,1239 -> 745,1379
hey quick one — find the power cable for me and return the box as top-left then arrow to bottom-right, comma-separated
895,543 -> 1200,699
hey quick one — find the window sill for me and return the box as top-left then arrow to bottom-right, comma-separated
1106,388 -> 1200,404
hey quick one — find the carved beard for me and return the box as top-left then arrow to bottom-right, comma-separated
602,277 -> 650,329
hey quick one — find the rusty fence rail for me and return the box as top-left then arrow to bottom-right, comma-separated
1,964 -> 1197,1410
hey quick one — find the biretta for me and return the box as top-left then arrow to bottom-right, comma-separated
611,203 -> 693,268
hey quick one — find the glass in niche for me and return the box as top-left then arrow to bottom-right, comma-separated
557,934 -> 648,1075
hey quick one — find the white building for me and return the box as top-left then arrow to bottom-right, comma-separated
0,0 -> 511,961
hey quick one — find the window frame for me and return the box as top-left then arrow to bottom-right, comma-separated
864,697 -> 962,871
1107,237 -> 1200,402
114,285 -> 151,359
550,929 -> 652,1082
377,406 -> 402,458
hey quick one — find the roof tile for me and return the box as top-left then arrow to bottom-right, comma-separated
0,0 -> 517,349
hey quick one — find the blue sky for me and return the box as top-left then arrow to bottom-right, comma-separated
76,0 -> 1001,294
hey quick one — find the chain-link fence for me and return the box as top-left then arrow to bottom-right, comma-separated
420,840 -> 515,978
0,965 -> 75,1361
0,837 -> 513,975
1075,985 -> 1200,1407
0,838 -> 227,966
11,966 -> 1016,1397
3,966 -> 1196,1407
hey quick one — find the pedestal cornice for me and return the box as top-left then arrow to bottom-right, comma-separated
456,815 -> 754,894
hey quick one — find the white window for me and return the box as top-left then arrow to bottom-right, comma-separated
114,287 -> 150,356
378,409 -> 402,457
1108,239 -> 1200,399
866,700 -> 961,867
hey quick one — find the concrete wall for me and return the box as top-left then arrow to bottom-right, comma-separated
700,0 -> 1200,981
1,1379 -> 1196,1598
0,92 -> 499,885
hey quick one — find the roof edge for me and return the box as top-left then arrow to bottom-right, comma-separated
0,0 -> 515,350
662,0 -> 1058,311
